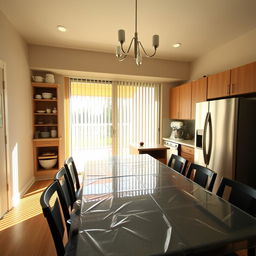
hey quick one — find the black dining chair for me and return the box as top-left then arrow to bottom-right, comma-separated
54,167 -> 76,211
186,163 -> 217,192
217,177 -> 256,256
64,156 -> 81,199
168,154 -> 188,175
40,180 -> 70,256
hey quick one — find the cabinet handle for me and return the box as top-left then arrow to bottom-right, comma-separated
227,84 -> 231,95
231,83 -> 234,94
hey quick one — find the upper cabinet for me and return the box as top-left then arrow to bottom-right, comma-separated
169,60 -> 256,121
179,82 -> 192,120
169,86 -> 180,119
230,61 -> 256,95
207,61 -> 256,99
191,77 -> 207,119
169,83 -> 191,120
207,70 -> 230,99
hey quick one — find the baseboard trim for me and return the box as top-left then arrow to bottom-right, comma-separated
20,176 -> 35,197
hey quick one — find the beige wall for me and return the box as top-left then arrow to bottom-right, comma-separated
191,27 -> 256,80
28,45 -> 191,81
0,11 -> 33,203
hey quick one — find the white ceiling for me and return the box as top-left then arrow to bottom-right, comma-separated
1,0 -> 256,61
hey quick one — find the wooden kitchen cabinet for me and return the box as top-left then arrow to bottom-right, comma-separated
169,83 -> 192,120
230,61 -> 256,95
191,77 -> 207,119
169,86 -> 180,119
179,82 -> 192,119
180,145 -> 194,163
207,61 -> 256,99
207,70 -> 231,99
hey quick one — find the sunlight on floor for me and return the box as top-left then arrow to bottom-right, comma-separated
0,180 -> 51,231
0,192 -> 42,231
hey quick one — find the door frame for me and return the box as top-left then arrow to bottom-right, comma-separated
0,60 -> 11,213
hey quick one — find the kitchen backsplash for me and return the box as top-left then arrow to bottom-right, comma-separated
168,119 -> 195,140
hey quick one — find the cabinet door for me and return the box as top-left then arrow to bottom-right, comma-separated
180,145 -> 194,163
207,70 -> 230,99
169,87 -> 180,119
191,77 -> 207,120
230,62 -> 256,95
179,82 -> 192,120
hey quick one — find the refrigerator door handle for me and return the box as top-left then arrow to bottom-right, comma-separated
203,112 -> 212,165
208,113 -> 213,164
203,112 -> 209,164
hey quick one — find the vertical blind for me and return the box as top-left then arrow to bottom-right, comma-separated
70,79 -> 113,170
115,81 -> 160,155
70,78 -> 160,170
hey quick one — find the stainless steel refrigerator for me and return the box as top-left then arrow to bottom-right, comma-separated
194,97 -> 256,192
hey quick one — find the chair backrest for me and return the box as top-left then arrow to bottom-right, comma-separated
64,157 -> 80,194
55,167 -> 76,211
186,163 -> 217,192
216,177 -> 256,256
168,154 -> 188,175
40,181 -> 69,256
217,177 -> 256,217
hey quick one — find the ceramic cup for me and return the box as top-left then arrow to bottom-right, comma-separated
32,76 -> 44,82
45,74 -> 55,83
35,94 -> 42,99
50,129 -> 57,138
46,108 -> 51,113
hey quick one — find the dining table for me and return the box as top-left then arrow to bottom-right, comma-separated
65,154 -> 256,256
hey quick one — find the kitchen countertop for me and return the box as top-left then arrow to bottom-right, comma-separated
162,137 -> 195,147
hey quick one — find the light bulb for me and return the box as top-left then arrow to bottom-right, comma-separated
173,43 -> 182,48
57,25 -> 67,32
136,44 -> 142,66
116,46 -> 122,58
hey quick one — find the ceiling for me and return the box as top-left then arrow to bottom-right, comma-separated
1,0 -> 256,62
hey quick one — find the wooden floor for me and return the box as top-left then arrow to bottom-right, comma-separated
0,180 -> 56,256
0,180 -> 248,256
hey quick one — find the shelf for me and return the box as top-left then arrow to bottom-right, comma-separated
37,168 -> 58,172
34,124 -> 57,127
38,155 -> 57,160
33,138 -> 61,142
33,99 -> 57,102
32,80 -> 62,180
32,82 -> 59,88
34,113 -> 57,115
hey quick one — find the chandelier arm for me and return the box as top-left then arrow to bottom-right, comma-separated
121,37 -> 135,54
138,41 -> 157,57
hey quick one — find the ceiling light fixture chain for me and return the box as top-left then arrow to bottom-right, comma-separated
116,0 -> 159,66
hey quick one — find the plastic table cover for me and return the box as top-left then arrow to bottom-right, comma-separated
65,154 -> 256,256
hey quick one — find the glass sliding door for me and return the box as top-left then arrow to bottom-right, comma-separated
69,79 -> 160,171
70,79 -> 113,170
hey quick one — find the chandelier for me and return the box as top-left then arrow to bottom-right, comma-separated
115,0 -> 159,66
